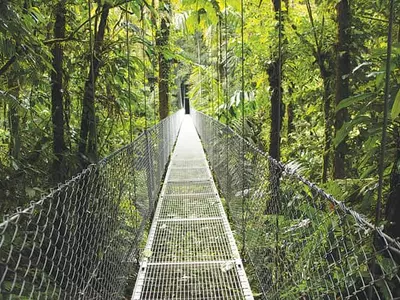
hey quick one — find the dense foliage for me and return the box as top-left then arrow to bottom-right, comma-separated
1,0 -> 399,242
176,0 -> 400,239
0,0 -> 180,214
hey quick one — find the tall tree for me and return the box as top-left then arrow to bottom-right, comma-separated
385,14 -> 400,241
51,0 -> 66,182
333,0 -> 351,179
268,0 -> 284,161
157,0 -> 171,120
78,2 -> 110,166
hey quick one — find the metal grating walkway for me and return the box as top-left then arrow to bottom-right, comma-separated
132,115 -> 253,300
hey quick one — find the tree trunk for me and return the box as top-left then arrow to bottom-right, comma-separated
385,22 -> 400,243
265,0 -> 284,218
322,78 -> 332,183
333,0 -> 351,179
386,127 -> 400,240
286,83 -> 294,140
267,1 -> 285,282
287,102 -> 294,137
157,0 -> 170,120
65,70 -> 72,152
8,77 -> 20,160
317,56 -> 334,183
78,3 -> 110,167
268,0 -> 284,161
51,0 -> 66,183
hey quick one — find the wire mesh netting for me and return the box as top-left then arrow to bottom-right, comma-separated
0,110 -> 184,300
191,109 -> 400,300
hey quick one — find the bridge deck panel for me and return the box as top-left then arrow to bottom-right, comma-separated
159,194 -> 222,219
149,219 -> 233,263
138,263 -> 246,300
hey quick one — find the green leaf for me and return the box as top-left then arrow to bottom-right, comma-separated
333,116 -> 370,147
361,165 -> 377,179
335,93 -> 372,112
391,89 -> 400,119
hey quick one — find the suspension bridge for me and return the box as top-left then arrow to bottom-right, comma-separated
1,109 -> 400,299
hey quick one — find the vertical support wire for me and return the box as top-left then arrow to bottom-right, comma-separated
240,0 -> 246,256
88,0 -> 93,97
126,3 -> 133,143
274,0 -> 283,297
369,0 -> 395,298
198,33 -> 202,105
217,17 -> 222,119
152,4 -> 157,123
224,0 -> 229,125
224,0 -> 229,200
125,0 -> 138,237
142,5 -> 154,214
142,6 -> 148,131
222,0 -> 233,218
376,0 -> 394,230
88,0 -> 97,157
210,30 -> 214,117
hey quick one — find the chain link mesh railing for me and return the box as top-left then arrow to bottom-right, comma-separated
192,109 -> 400,300
0,110 -> 184,300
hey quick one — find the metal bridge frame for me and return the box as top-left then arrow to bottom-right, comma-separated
132,115 -> 253,300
